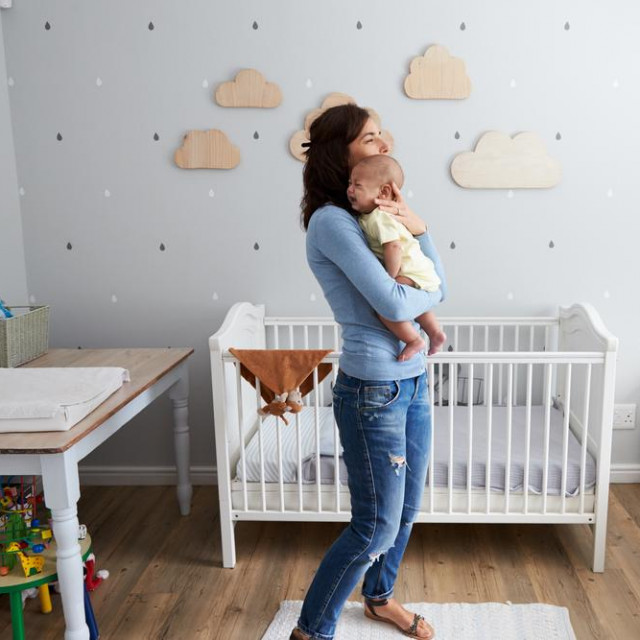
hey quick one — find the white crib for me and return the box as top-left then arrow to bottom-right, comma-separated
210,302 -> 617,571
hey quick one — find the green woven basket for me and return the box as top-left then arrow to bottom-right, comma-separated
0,305 -> 50,367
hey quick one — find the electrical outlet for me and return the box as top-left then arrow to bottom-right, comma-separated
613,404 -> 636,429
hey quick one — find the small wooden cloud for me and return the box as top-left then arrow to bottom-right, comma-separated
450,131 -> 561,188
290,93 -> 394,162
174,129 -> 240,169
404,44 -> 471,100
215,69 -> 282,108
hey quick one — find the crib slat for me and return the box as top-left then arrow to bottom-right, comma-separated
498,326 -> 504,405
448,372 -> 454,513
235,364 -> 248,512
505,364 -> 513,514
273,327 -> 279,349
561,364 -> 572,513
542,363 -> 553,514
514,326 -> 520,405
524,364 -> 533,514
467,363 -> 474,514
484,326 -> 489,406
313,368 -> 322,512
485,364 -> 494,514
428,362 -> 435,514
580,364 -> 592,514
277,405 -> 285,512
296,411 -> 303,512
256,379 -> 267,512
332,363 -> 341,513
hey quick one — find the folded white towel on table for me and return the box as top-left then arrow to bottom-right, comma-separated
0,367 -> 130,432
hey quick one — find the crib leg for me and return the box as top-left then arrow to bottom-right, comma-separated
220,512 -> 237,569
592,516 -> 607,573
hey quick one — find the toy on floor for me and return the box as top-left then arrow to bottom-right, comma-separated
0,477 -> 52,578
84,553 -> 109,591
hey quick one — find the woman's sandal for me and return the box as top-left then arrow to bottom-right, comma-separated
364,598 -> 435,639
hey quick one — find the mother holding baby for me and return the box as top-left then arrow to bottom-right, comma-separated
290,103 -> 447,640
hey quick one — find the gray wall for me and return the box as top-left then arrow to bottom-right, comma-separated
2,1 -> 639,480
0,9 -> 28,303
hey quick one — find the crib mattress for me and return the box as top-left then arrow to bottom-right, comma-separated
235,405 -> 596,497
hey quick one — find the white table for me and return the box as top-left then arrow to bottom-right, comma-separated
0,348 -> 194,640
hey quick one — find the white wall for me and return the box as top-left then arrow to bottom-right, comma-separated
1,1 -> 639,480
0,8 -> 27,303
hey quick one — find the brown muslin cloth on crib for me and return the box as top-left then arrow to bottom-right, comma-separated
228,349 -> 333,403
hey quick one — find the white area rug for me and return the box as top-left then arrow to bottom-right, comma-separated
262,600 -> 577,640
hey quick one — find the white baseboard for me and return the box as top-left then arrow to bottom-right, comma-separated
78,465 -> 217,486
610,464 -> 640,483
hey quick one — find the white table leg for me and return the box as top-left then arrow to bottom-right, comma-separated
169,365 -> 192,516
41,453 -> 90,640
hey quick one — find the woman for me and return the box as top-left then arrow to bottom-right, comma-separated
291,104 -> 446,640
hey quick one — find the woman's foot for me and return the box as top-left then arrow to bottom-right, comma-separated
398,336 -> 426,361
289,628 -> 310,640
426,330 -> 446,356
364,597 -> 435,639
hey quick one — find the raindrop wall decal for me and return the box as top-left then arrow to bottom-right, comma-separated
7,77 -> 14,87
549,241 -> 555,248
66,242 -> 73,250
29,294 -> 36,304
96,77 -> 103,87
254,242 -> 260,250
305,78 -> 313,88
45,22 -> 51,31
607,188 -> 614,198
159,243 -> 166,251
450,242 -> 456,249
56,132 -> 63,141
212,292 -> 219,300
111,294 -> 118,303
104,189 -> 111,198
564,21 -> 570,30
202,79 -> 209,88
148,22 -> 155,30
555,132 -> 562,140
612,79 -> 619,89
209,189 -> 215,198
603,291 -> 611,299
460,22 -> 466,31
454,131 -> 460,139
18,187 -> 25,196
507,190 -> 514,199
153,133 -> 159,141
356,21 -> 363,29
252,21 -> 259,30
310,293 -> 317,301
407,190 -> 414,199
507,292 -> 514,300
253,131 -> 260,140
510,79 -> 517,88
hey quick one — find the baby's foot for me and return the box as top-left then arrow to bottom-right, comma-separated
398,336 -> 426,361
427,330 -> 447,356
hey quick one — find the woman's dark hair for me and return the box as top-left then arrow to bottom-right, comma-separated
300,103 -> 371,230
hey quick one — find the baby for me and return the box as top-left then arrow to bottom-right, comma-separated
347,154 -> 446,361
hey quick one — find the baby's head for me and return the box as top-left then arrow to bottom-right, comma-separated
347,155 -> 405,214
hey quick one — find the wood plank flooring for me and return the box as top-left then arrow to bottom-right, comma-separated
2,485 -> 639,639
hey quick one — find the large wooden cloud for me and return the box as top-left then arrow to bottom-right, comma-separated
450,131 -> 561,188
404,45 -> 471,100
174,129 -> 240,169
215,69 -> 282,108
289,93 -> 394,162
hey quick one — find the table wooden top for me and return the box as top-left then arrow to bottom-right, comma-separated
0,348 -> 193,455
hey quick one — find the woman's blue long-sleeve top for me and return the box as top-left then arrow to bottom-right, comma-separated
306,204 -> 447,381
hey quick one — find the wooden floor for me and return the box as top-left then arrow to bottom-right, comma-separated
1,485 -> 640,639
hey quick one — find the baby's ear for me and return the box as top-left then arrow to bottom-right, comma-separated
379,183 -> 394,199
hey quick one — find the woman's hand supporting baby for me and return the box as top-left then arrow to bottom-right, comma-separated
374,182 -> 427,236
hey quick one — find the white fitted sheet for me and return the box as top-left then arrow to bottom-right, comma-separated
236,404 -> 596,497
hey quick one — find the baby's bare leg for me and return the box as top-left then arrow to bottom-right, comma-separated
416,311 -> 447,355
378,315 -> 426,361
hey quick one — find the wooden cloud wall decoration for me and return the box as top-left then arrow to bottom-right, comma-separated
215,69 -> 282,108
450,131 -> 562,189
289,93 -> 394,162
404,45 -> 471,100
174,129 -> 240,169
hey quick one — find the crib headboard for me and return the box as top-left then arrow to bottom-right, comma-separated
210,302 -> 266,475
557,303 -> 618,457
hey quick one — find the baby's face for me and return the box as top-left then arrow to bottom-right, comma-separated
347,165 -> 382,214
